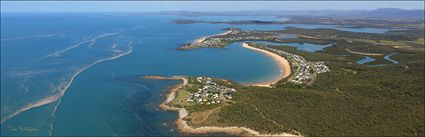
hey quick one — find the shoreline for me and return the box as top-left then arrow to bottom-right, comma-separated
241,43 -> 291,87
1,44 -> 134,124
345,48 -> 384,56
193,30 -> 233,44
147,76 -> 300,137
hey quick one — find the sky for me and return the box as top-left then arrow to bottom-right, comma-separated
1,1 -> 424,12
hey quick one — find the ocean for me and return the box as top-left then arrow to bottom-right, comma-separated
0,12 -> 391,136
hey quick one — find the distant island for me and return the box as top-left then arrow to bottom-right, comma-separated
146,8 -> 425,19
167,8 -> 424,30
174,16 -> 423,29
174,19 -> 287,25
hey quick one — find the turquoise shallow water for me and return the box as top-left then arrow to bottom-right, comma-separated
0,13 -> 394,136
1,13 -> 281,136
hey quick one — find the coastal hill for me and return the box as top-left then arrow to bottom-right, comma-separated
368,8 -> 425,18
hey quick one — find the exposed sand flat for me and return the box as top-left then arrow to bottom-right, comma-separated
1,45 -> 134,124
242,43 -> 291,87
193,37 -> 208,44
1,91 -> 63,124
296,34 -> 320,39
144,75 -> 186,81
151,76 -> 301,137
346,48 -> 384,56
193,30 -> 233,44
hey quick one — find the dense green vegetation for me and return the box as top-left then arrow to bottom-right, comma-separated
175,46 -> 424,136
185,35 -> 424,135
284,15 -> 424,29
213,48 -> 424,136
281,27 -> 424,45
172,21 -> 424,136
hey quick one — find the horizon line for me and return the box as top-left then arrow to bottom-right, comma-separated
2,8 -> 425,13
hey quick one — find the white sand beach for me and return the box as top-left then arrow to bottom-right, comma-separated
242,43 -> 291,87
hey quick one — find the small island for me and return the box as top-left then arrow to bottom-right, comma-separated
174,19 -> 287,25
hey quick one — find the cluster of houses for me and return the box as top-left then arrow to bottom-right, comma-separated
191,37 -> 224,48
226,27 -> 243,35
186,77 -> 237,105
313,61 -> 330,74
184,28 -> 242,48
251,43 -> 330,84
218,35 -> 275,42
183,28 -> 276,49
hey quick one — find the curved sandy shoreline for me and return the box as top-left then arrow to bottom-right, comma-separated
147,76 -> 300,137
242,43 -> 291,87
193,30 -> 233,44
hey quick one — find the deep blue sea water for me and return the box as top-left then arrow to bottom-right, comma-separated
0,12 -> 394,136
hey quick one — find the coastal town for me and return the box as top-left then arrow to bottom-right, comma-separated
2,1 -> 424,137
143,15 -> 421,137
186,77 -> 237,105
247,42 -> 330,84
183,26 -> 331,85
181,28 -> 278,49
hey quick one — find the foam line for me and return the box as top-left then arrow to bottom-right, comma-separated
1,41 -> 134,124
